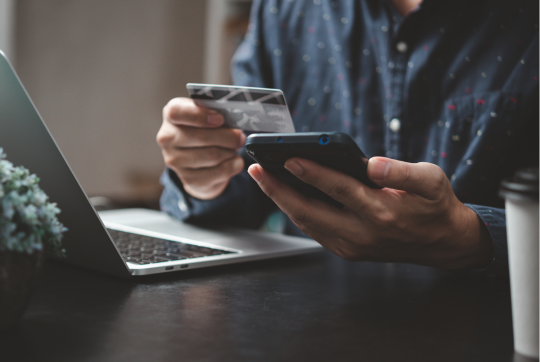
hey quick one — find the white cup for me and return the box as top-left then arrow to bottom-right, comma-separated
500,168 -> 539,359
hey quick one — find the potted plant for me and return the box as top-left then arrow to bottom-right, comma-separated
0,149 -> 66,331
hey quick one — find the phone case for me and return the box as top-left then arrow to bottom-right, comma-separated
245,132 -> 380,208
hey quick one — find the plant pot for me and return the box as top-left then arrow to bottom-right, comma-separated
0,250 -> 44,331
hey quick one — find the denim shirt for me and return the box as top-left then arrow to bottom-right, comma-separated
161,0 -> 539,275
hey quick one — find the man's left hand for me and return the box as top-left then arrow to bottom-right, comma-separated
248,157 -> 493,270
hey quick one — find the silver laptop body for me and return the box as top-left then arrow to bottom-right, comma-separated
0,51 -> 321,277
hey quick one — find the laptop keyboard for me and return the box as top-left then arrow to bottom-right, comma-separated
107,229 -> 236,265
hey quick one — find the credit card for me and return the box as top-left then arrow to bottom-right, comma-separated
186,83 -> 295,133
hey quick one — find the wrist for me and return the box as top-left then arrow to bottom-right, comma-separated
445,203 -> 493,270
465,205 -> 494,267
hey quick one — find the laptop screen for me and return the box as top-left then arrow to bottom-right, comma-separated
0,52 -> 130,277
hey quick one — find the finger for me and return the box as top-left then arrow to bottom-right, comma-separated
179,156 -> 244,191
248,164 -> 350,236
160,121 -> 245,150
367,157 -> 450,200
283,157 -> 376,214
299,227 -> 367,262
295,226 -> 340,251
157,119 -> 178,149
163,97 -> 224,128
163,146 -> 238,170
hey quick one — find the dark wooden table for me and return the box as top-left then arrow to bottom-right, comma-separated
0,250 -> 526,362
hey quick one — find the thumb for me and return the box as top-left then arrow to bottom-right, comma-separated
367,157 -> 449,200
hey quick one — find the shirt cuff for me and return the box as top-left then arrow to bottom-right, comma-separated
159,167 -> 274,228
159,168 -> 241,222
465,204 -> 508,276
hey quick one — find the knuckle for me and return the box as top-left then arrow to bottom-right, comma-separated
163,153 -> 179,169
298,224 -> 313,237
264,183 -> 279,201
430,166 -> 449,196
163,98 -> 182,120
291,207 -> 311,226
265,187 -> 276,200
156,132 -> 167,148
332,247 -> 347,259
376,209 -> 397,225
164,97 -> 200,123
398,165 -> 411,190
332,245 -> 357,261
329,181 -> 352,200
227,157 -> 243,175
156,127 -> 173,148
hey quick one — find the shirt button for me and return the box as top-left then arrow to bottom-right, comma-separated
178,199 -> 188,213
389,118 -> 401,132
396,41 -> 408,53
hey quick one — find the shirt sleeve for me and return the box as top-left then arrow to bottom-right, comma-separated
465,204 -> 508,276
159,165 -> 276,229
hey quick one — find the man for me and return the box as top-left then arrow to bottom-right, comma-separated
157,0 -> 538,274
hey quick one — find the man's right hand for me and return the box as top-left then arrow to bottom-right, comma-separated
157,97 -> 246,200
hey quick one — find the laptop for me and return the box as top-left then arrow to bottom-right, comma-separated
0,51 -> 321,277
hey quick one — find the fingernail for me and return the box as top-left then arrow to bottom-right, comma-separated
284,160 -> 303,176
369,158 -> 390,181
248,165 -> 262,183
207,113 -> 223,126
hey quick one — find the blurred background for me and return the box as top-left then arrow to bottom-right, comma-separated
0,0 -> 252,208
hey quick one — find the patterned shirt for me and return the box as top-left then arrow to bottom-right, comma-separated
161,0 -> 539,274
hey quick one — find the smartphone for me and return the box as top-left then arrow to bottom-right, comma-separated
244,132 -> 381,207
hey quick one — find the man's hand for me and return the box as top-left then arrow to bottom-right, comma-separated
157,97 -> 245,200
248,157 -> 493,270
